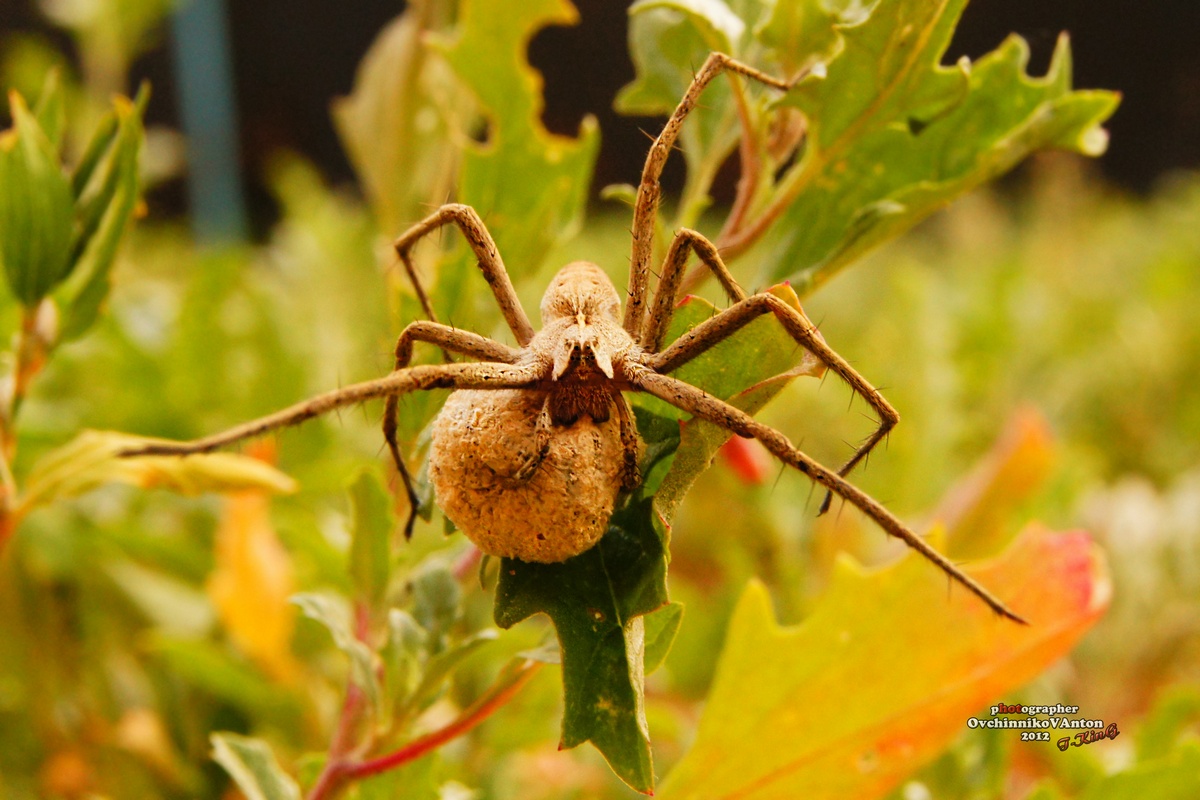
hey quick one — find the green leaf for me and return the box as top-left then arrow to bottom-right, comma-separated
642,283 -> 826,520
494,495 -> 669,794
210,733 -> 301,800
70,108 -> 120,199
488,395 -> 682,792
631,0 -> 746,51
763,1 -> 1119,291
357,753 -> 440,800
42,0 -> 174,72
58,89 -> 145,341
385,608 -> 427,710
618,1 -> 742,182
31,70 -> 65,150
407,629 -> 499,714
0,91 -> 74,306
600,182 -> 638,207
1080,741 -> 1200,800
106,558 -> 215,637
938,408 -> 1057,559
149,637 -> 306,728
19,430 -> 298,513
1135,686 -> 1200,765
643,601 -> 684,674
434,0 -> 599,296
376,0 -> 599,445
518,640 -> 563,665
70,87 -> 145,262
756,0 -> 874,74
292,593 -> 383,720
347,469 -> 394,608
492,283 -> 822,792
408,561 -> 461,650
1026,782 -> 1069,800
660,527 -> 1111,799
331,8 -> 463,236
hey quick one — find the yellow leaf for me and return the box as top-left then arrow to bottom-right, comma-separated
208,489 -> 300,683
661,526 -> 1110,799
20,430 -> 297,515
937,406 -> 1058,558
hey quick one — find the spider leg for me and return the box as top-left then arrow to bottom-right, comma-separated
382,321 -> 524,537
122,362 -> 544,514
394,203 -> 536,346
613,393 -> 643,490
625,52 -> 793,338
641,228 -> 746,351
508,397 -> 553,485
643,237 -> 899,514
123,362 -> 541,456
625,365 -> 1024,624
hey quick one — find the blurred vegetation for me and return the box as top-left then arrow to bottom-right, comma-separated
0,0 -> 1197,798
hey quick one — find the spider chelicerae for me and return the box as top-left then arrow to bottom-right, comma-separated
126,53 -> 1024,624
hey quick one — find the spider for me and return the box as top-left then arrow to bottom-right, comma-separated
126,53 -> 1024,624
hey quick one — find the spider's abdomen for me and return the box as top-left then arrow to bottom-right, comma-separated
429,388 -> 624,563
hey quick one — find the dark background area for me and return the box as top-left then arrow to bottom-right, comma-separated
3,0 -> 1198,225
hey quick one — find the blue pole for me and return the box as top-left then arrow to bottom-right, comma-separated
169,0 -> 248,242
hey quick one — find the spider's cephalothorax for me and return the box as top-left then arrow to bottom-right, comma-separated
428,262 -> 641,563
126,53 -> 1024,622
532,261 -> 635,424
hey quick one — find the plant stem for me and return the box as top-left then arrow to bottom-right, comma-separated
11,304 -> 48,429
0,304 -> 49,546
306,683 -> 366,800
306,659 -> 541,800
346,659 -> 541,781
306,600 -> 374,800
0,460 -> 16,546
718,74 -> 762,245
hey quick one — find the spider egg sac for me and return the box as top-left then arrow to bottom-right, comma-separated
428,389 -> 626,563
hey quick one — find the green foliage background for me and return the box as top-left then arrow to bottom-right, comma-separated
0,0 -> 1197,798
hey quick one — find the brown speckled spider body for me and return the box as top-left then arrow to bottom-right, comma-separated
125,54 -> 1024,623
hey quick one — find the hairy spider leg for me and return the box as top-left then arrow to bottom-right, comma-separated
507,396 -> 554,485
383,322 -> 523,537
642,228 -> 899,513
625,364 -> 1025,624
393,203 -> 536,346
121,362 -> 545,457
385,205 -> 540,535
613,393 -> 643,490
640,228 -> 745,352
625,52 -> 793,338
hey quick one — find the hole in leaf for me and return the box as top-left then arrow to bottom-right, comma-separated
468,118 -> 491,146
